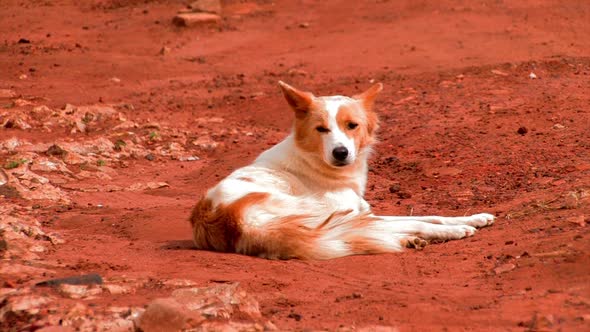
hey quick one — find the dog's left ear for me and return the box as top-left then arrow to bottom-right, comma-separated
278,81 -> 315,119
353,83 -> 383,111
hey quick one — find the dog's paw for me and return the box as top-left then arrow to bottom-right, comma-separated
404,236 -> 428,250
458,225 -> 477,237
467,213 -> 495,227
438,225 -> 477,240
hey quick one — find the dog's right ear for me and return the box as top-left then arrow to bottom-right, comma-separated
278,81 -> 314,119
353,82 -> 383,112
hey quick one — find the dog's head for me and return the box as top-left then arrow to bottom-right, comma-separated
279,81 -> 382,168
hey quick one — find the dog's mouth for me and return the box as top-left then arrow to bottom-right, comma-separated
331,160 -> 350,167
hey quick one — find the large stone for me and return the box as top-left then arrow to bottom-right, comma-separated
137,283 -> 261,331
76,105 -> 119,122
171,283 -> 261,319
136,298 -> 195,332
0,294 -> 54,321
102,284 -> 134,295
31,105 -> 53,120
0,89 -> 16,98
94,317 -> 135,332
0,137 -> 21,151
4,169 -> 70,203
30,157 -> 72,174
58,284 -> 102,299
0,263 -> 56,277
173,12 -> 221,27
59,137 -> 114,155
36,273 -> 103,287
163,279 -> 198,288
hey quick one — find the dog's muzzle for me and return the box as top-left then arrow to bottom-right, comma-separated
332,146 -> 349,166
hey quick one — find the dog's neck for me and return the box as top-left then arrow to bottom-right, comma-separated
255,135 -> 369,196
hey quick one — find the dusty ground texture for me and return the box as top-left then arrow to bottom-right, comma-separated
1,0 -> 590,331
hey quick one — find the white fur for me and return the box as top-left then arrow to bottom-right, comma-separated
321,96 -> 358,166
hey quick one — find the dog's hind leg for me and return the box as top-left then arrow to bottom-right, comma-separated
379,213 -> 494,228
374,218 -> 478,241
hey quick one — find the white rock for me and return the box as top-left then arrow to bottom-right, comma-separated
552,123 -> 565,130
0,169 -> 7,186
162,279 -> 198,287
0,89 -> 16,98
58,284 -> 103,299
491,69 -> 509,76
178,155 -> 200,162
126,182 -> 169,191
30,157 -> 72,174
192,137 -> 218,151
29,244 -> 47,253
173,12 -> 221,27
0,294 -> 54,320
1,137 -> 21,151
103,284 -> 134,295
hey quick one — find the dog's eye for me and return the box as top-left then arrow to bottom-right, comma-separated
316,126 -> 330,133
347,122 -> 359,130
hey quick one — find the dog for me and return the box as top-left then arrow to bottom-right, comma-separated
189,81 -> 494,259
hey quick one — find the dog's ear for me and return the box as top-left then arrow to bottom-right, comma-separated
353,83 -> 383,111
278,81 -> 315,119
354,83 -> 382,136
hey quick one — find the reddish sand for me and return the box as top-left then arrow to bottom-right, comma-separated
1,0 -> 589,330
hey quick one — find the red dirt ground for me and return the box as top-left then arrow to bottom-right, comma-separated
2,0 -> 590,330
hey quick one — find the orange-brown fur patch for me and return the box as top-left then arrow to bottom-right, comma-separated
336,103 -> 378,150
316,209 -> 354,230
190,192 -> 269,252
341,213 -> 389,255
237,214 -> 320,259
344,236 -> 392,255
293,100 -> 328,155
279,81 -> 314,120
239,210 -> 384,259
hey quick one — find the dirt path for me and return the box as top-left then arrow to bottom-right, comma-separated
1,1 -> 589,331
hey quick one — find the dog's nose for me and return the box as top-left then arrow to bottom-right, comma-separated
332,146 -> 349,161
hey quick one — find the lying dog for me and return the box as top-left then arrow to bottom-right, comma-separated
190,82 -> 494,259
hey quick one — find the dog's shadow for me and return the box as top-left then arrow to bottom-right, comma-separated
161,240 -> 195,250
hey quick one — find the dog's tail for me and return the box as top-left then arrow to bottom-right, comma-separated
236,209 -> 407,260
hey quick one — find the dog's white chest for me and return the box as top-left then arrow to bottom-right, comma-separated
322,189 -> 368,214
